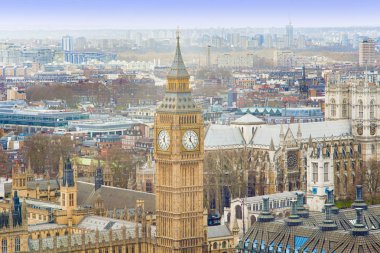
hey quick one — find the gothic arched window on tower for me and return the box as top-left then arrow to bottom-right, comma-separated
370,100 -> 375,120
330,99 -> 336,117
342,99 -> 348,118
14,237 -> 20,252
359,100 -> 364,119
1,239 -> 7,253
235,205 -> 242,219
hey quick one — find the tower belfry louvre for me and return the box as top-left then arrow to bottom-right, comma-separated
154,31 -> 205,252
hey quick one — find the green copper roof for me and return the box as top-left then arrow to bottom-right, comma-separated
167,33 -> 190,78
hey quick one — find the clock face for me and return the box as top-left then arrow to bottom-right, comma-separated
182,130 -> 199,151
158,130 -> 170,151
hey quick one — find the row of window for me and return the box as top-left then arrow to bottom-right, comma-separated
30,213 -> 49,222
236,198 -> 296,219
2,237 -> 20,253
312,162 -> 329,182
62,193 -> 75,207
330,99 -> 375,119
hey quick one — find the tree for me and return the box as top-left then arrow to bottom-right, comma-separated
204,148 -> 252,213
362,159 -> 380,204
22,134 -> 75,175
101,146 -> 135,188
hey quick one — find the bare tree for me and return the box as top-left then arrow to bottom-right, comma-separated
362,159 -> 380,204
22,134 -> 75,175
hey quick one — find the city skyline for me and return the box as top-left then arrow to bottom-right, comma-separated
1,0 -> 380,30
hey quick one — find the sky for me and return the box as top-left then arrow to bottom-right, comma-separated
1,0 -> 380,30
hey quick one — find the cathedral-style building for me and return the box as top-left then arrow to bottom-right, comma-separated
204,73 -> 380,213
0,33 -> 236,253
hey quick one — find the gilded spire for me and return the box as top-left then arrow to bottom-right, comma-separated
167,28 -> 189,78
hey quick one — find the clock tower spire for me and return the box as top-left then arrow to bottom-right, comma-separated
155,31 -> 205,253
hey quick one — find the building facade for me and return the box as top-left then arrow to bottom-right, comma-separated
359,38 -> 375,67
154,32 -> 206,252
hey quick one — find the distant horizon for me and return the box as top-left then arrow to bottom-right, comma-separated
2,25 -> 380,31
1,0 -> 380,30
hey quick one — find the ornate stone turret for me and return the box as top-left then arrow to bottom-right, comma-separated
12,190 -> 22,226
279,124 -> 284,146
297,123 -> 302,142
155,30 -> 205,252
60,157 -> 77,221
63,157 -> 75,187
308,134 -> 313,146
232,217 -> 240,245
58,155 -> 64,180
95,159 -> 104,191
269,138 -> 275,151
103,161 -> 113,187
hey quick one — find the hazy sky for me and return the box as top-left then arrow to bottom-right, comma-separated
2,0 -> 380,29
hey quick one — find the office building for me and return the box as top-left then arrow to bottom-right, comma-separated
62,35 -> 73,52
359,38 -> 375,67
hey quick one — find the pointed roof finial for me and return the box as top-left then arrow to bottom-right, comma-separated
167,27 -> 189,78
176,26 -> 180,42
269,138 -> 275,151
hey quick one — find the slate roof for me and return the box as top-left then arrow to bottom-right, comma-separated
29,215 -> 157,251
204,125 -> 245,148
251,119 -> 351,146
27,179 -> 60,191
77,181 -> 156,212
207,224 -> 232,238
232,114 -> 264,125
238,202 -> 380,253
4,179 -> 60,196
167,36 -> 189,78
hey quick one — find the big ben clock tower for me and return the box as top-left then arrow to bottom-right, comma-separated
154,31 -> 205,253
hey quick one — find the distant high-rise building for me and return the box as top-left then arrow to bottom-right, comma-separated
62,35 -> 73,52
75,37 -> 87,50
263,34 -> 273,48
286,21 -> 293,48
206,45 -> 211,67
359,38 -> 375,67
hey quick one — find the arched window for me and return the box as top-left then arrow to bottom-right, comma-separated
213,242 -> 218,250
146,180 -> 153,193
358,100 -> 364,119
14,237 -> 20,252
342,99 -> 348,117
222,241 -> 227,249
330,99 -> 336,117
2,239 -> 7,253
370,100 -> 375,119
235,205 -> 242,219
250,215 -> 256,225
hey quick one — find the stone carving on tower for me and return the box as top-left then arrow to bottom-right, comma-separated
154,31 -> 205,253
